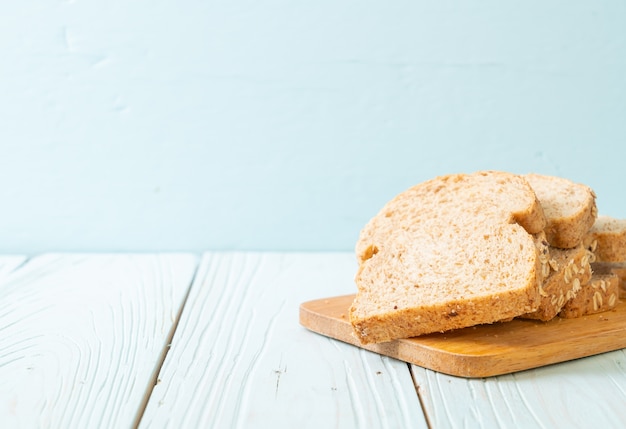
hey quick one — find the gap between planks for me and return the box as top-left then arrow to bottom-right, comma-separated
131,258 -> 202,429
408,363 -> 433,429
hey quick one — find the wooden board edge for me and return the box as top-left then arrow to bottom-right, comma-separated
299,295 -> 626,378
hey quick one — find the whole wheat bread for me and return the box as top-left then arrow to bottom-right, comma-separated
520,244 -> 592,321
559,273 -> 619,319
350,171 -> 547,344
524,173 -> 597,249
584,216 -> 626,262
591,262 -> 626,299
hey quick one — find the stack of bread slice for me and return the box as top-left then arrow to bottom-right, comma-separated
350,171 -> 624,344
517,173 -> 596,321
584,216 -> 626,301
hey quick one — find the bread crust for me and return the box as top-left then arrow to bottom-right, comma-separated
559,273 -> 619,318
591,262 -> 626,299
583,216 -> 626,262
350,284 -> 539,342
524,173 -> 597,249
520,244 -> 592,321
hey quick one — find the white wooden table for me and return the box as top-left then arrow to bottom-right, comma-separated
2,252 -> 626,428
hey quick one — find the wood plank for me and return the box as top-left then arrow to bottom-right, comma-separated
140,252 -> 428,429
0,253 -> 198,428
411,351 -> 626,428
300,294 -> 626,378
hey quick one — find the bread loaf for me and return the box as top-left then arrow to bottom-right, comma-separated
583,216 -> 626,262
591,262 -> 626,299
559,273 -> 619,318
520,244 -> 592,321
584,217 -> 626,299
350,171 -> 548,344
523,173 -> 597,249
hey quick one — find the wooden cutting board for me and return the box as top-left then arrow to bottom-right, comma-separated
299,294 -> 626,378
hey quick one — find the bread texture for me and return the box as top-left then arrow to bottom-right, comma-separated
350,171 -> 547,344
559,273 -> 619,319
520,244 -> 592,321
591,262 -> 626,299
524,173 -> 597,249
583,216 -> 626,262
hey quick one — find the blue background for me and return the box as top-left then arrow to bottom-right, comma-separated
1,1 -> 625,253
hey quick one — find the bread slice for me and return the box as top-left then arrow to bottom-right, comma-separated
523,173 -> 597,249
558,273 -> 619,319
350,171 -> 548,344
583,216 -> 626,262
519,244 -> 592,321
591,262 -> 626,299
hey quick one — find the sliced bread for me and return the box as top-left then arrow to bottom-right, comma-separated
519,244 -> 592,321
583,216 -> 626,262
558,273 -> 619,319
350,171 -> 547,344
523,173 -> 597,249
591,262 -> 626,299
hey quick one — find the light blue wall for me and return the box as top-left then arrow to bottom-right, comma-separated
1,1 -> 625,253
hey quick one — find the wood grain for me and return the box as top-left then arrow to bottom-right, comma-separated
140,252 -> 428,429
300,294 -> 626,378
412,350 -> 626,428
0,253 -> 197,428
